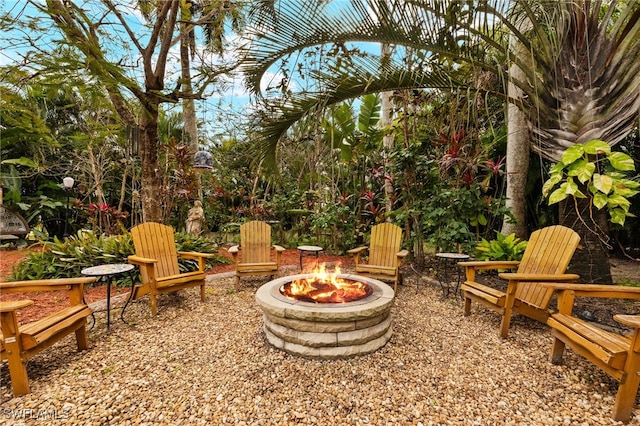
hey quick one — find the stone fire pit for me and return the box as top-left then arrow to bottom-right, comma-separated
255,274 -> 394,359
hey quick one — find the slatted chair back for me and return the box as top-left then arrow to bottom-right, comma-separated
514,225 -> 581,309
240,221 -> 272,264
368,223 -> 403,269
130,222 -> 180,281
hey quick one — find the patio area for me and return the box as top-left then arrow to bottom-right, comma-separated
1,267 -> 636,425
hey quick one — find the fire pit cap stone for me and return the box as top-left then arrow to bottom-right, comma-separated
255,274 -> 394,323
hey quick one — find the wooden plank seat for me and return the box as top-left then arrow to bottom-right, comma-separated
347,222 -> 409,294
228,221 -> 285,291
0,277 -> 97,395
128,222 -> 217,315
545,284 -> 640,423
459,225 -> 581,338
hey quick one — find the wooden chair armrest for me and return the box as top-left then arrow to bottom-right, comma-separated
273,245 -> 285,252
458,260 -> 520,270
128,255 -> 158,265
548,284 -> 640,315
0,300 -> 34,313
177,251 -> 218,259
228,245 -> 240,254
498,273 -> 580,282
347,247 -> 368,255
178,251 -> 216,272
614,314 -> 640,329
397,249 -> 409,258
0,277 -> 97,294
539,283 -> 640,299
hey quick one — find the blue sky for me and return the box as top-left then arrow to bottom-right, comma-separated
0,1 -> 271,141
0,1 -> 387,143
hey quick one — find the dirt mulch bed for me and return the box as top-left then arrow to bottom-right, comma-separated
1,246 -> 638,328
0,247 -> 354,324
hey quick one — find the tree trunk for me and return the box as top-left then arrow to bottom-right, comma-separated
501,22 -> 529,239
381,43 -> 394,218
559,197 -> 613,284
180,20 -> 203,201
180,22 -> 198,154
139,105 -> 163,223
501,96 -> 529,239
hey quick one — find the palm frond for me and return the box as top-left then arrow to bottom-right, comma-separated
241,0 -> 640,163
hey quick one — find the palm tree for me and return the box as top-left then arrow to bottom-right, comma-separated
240,0 -> 640,282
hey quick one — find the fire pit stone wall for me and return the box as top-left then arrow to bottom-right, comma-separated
255,274 -> 395,359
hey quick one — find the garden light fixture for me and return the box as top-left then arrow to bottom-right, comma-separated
62,177 -> 75,238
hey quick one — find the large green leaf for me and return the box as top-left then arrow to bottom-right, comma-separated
592,173 -> 613,194
607,194 -> 631,211
560,145 -> 585,165
0,157 -> 39,168
542,173 -> 563,196
609,152 -> 636,171
583,140 -> 611,155
610,208 -> 628,226
613,185 -> 639,198
565,179 -> 586,198
593,192 -> 608,209
567,159 -> 595,184
548,187 -> 569,205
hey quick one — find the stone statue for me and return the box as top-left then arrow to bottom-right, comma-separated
185,200 -> 204,236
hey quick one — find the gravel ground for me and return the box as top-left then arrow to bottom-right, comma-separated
1,268 -> 638,425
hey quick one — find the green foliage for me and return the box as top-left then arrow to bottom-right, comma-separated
309,202 -> 358,252
321,94 -> 382,162
475,232 -> 528,261
418,183 -> 510,254
10,231 -> 133,282
617,279 -> 640,288
9,230 -> 228,283
543,140 -> 639,226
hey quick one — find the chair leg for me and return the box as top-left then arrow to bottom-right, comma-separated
234,276 -> 240,292
499,309 -> 512,338
75,325 -> 90,350
7,358 -> 30,396
550,336 -> 567,365
200,283 -> 206,302
1,311 -> 30,395
463,295 -> 472,316
612,352 -> 640,422
150,294 -> 158,316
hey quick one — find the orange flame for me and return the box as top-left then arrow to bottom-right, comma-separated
280,263 -> 371,303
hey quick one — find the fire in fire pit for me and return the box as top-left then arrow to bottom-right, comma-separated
280,264 -> 371,303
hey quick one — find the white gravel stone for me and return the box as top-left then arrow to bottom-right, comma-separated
0,272 -> 638,425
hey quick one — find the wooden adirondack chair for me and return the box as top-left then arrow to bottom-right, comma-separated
128,222 -> 217,315
228,220 -> 285,291
544,283 -> 640,423
347,222 -> 409,293
0,277 -> 96,395
459,225 -> 581,338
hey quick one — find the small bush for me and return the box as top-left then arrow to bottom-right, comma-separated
474,232 -> 527,261
10,229 -> 229,284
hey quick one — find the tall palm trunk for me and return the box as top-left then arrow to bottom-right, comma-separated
502,21 -> 530,239
381,43 -> 394,218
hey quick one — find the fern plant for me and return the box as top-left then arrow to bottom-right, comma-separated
474,232 -> 528,261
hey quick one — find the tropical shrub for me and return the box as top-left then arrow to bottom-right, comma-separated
9,230 -> 228,283
543,139 -> 639,226
474,232 -> 528,261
